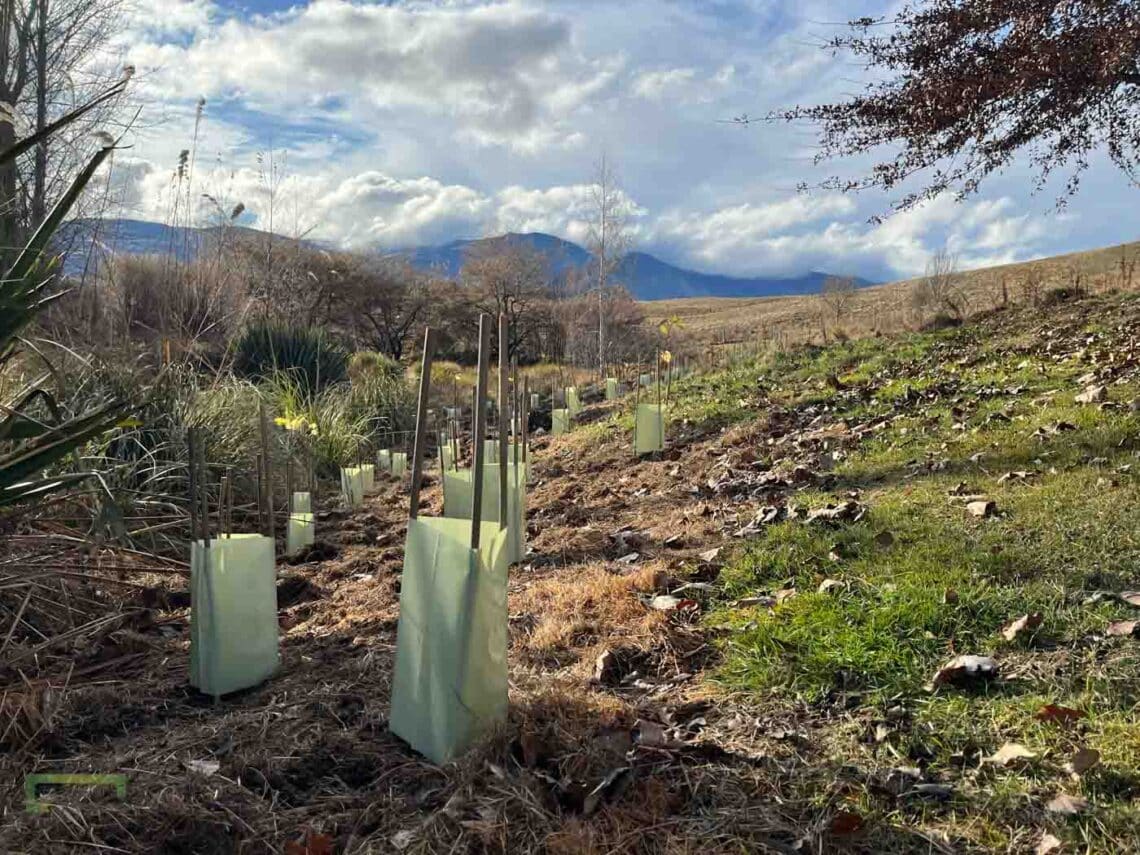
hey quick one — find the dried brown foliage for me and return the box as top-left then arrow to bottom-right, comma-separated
774,1 -> 1140,211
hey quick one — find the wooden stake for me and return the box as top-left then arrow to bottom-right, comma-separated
219,471 -> 228,537
258,402 -> 275,552
522,376 -> 529,466
409,328 -> 438,520
255,452 -> 264,530
286,457 -> 294,513
498,314 -> 509,531
471,314 -> 492,550
187,428 -> 199,546
197,432 -> 210,548
223,467 -> 233,537
656,347 -> 664,448
471,384 -> 478,454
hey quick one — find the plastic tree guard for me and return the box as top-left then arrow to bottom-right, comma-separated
190,534 -> 279,698
635,403 -> 666,454
551,408 -> 570,436
389,517 -> 509,763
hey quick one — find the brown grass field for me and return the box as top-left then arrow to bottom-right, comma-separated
643,239 -> 1140,352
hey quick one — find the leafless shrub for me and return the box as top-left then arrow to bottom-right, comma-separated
1118,246 -> 1137,291
911,248 -> 968,324
818,275 -> 857,341
105,253 -> 248,350
1019,268 -> 1046,306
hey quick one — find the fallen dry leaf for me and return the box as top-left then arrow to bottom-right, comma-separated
907,782 -> 954,800
1036,704 -> 1087,725
1075,385 -> 1107,404
1001,612 -> 1044,642
594,649 -> 619,685
734,595 -> 776,608
967,499 -> 997,518
775,587 -> 797,604
818,578 -> 845,594
985,742 -> 1036,767
1106,619 -> 1139,637
284,830 -> 335,855
1035,832 -> 1063,855
1120,591 -> 1140,607
1045,793 -> 1089,816
828,811 -> 865,835
581,766 -> 633,817
998,470 -> 1035,484
1066,747 -> 1100,776
698,547 -> 722,563
391,829 -> 417,851
649,595 -> 698,612
185,759 -> 220,776
633,719 -> 678,749
931,654 -> 998,688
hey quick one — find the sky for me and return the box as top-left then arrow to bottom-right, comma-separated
107,0 -> 1140,283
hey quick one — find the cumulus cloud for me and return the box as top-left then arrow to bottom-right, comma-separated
126,0 -> 616,151
108,0 -> 1094,283
126,0 -> 215,39
632,68 -> 698,101
649,192 -> 1052,280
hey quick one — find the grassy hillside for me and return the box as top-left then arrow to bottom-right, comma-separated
645,239 -> 1140,352
558,288 -> 1140,851
8,288 -> 1140,853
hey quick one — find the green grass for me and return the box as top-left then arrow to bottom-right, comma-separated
652,297 -> 1140,851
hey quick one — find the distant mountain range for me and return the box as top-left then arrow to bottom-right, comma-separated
56,218 -> 875,301
403,231 -> 875,299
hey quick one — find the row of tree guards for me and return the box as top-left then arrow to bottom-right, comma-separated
184,402 -> 415,699
185,406 -> 306,700
184,319 -> 691,753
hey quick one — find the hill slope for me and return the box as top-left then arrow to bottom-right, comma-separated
10,289 -> 1140,853
645,238 -> 1140,347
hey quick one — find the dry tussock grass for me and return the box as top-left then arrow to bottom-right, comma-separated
644,239 -> 1140,352
515,562 -> 668,669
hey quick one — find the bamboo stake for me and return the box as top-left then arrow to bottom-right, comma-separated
408,328 -> 438,520
471,314 -> 492,550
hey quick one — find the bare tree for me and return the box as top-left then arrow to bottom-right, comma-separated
911,247 -> 967,322
819,276 -> 858,333
585,154 -> 633,376
331,255 -> 432,360
460,237 -> 553,361
0,0 -> 130,263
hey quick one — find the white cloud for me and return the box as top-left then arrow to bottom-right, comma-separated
126,0 -> 216,39
646,192 -> 1052,280
632,68 -> 698,101
106,0 -> 1110,283
126,0 -> 616,151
